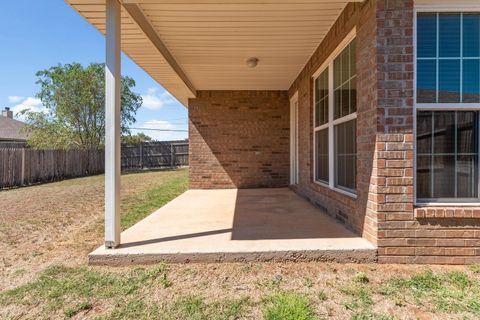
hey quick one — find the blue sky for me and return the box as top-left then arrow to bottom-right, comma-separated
0,0 -> 188,141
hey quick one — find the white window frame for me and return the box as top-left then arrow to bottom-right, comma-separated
312,28 -> 357,199
414,4 -> 480,205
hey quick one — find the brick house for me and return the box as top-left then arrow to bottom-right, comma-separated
69,0 -> 480,264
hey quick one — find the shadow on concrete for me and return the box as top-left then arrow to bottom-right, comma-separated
119,228 -> 232,248
231,188 -> 357,240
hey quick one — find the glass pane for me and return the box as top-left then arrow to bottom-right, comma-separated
457,155 -> 478,198
315,69 -> 329,127
463,59 -> 480,103
416,111 -> 480,201
463,14 -> 480,58
433,111 -> 455,154
439,13 -> 461,58
316,70 -> 328,100
334,89 -> 342,119
349,41 -> 356,78
341,48 -> 349,84
417,60 -> 437,103
350,77 -> 357,114
334,56 -> 342,88
316,98 -> 328,127
333,40 -> 356,120
315,102 -> 321,127
323,98 -> 329,124
457,111 -> 478,154
433,155 -> 456,198
417,111 -> 433,154
438,59 -> 460,103
416,155 -> 432,198
418,13 -> 437,58
335,119 -> 356,192
316,129 -> 329,182
341,83 -> 350,118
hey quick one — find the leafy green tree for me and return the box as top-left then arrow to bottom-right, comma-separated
122,132 -> 153,144
21,63 -> 142,149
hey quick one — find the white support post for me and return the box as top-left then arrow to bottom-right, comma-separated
105,0 -> 121,249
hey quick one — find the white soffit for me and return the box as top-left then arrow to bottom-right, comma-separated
65,0 -> 359,106
415,0 -> 480,10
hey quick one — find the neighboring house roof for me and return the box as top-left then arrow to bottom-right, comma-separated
0,116 -> 29,141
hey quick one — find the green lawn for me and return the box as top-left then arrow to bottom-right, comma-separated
2,263 -> 480,319
120,172 -> 188,229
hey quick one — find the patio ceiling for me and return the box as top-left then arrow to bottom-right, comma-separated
65,0 -> 361,106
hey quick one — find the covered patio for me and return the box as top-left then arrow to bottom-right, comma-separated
90,188 -> 375,265
64,0 -> 379,264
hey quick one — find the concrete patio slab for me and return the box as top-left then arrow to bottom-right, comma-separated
89,188 -> 376,265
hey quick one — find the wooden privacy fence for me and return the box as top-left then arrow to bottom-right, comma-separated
0,148 -> 104,189
121,141 -> 189,170
0,140 -> 189,189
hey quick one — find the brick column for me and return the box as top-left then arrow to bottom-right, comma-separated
375,0 -> 416,262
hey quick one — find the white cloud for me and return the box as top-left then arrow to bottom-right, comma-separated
141,87 -> 175,110
11,97 -> 47,119
8,96 -> 24,103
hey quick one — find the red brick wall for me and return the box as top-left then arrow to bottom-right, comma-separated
375,0 -> 480,264
188,91 -> 290,189
289,0 -> 480,264
288,0 -> 379,244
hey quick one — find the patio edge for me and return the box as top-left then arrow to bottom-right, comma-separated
88,249 -> 377,266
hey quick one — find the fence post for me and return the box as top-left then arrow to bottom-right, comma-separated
139,142 -> 143,169
21,148 -> 25,185
170,143 -> 175,167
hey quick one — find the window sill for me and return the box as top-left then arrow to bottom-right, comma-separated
313,180 -> 358,199
414,206 -> 480,219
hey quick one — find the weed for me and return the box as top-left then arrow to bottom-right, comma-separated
160,273 -> 172,288
101,300 -> 160,320
263,291 -> 316,320
31,250 -> 42,257
468,264 -> 480,274
350,311 -> 398,320
304,277 -> 314,288
64,300 -> 92,318
317,290 -> 328,301
169,296 -> 206,320
259,275 -> 283,290
354,272 -> 370,284
344,268 -> 356,275
166,295 -> 248,320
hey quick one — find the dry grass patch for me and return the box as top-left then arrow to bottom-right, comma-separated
0,168 -> 188,290
2,262 -> 480,319
1,169 -> 480,319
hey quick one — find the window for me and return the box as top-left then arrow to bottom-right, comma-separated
335,119 -> 356,192
415,11 -> 480,203
313,31 -> 357,196
417,13 -> 480,104
417,111 -> 479,201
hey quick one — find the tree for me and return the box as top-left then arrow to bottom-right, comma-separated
122,132 -> 152,144
21,63 -> 142,149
